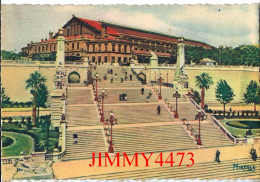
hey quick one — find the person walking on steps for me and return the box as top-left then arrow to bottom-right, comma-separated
141,88 -> 145,95
73,133 -> 78,144
157,105 -> 161,115
215,149 -> 221,163
130,74 -> 133,81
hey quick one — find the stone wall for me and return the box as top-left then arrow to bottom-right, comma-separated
1,62 -> 88,103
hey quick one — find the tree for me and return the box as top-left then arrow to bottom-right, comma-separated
243,80 -> 260,112
1,84 -> 11,108
195,73 -> 214,108
26,71 -> 46,126
193,90 -> 201,105
36,84 -> 49,121
215,79 -> 235,115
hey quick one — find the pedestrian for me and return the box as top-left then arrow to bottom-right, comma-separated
250,146 -> 257,161
107,68 -> 110,74
119,93 -> 122,101
146,95 -> 151,102
215,149 -> 220,163
229,108 -> 232,112
149,91 -> 152,96
141,88 -> 145,95
73,133 -> 78,144
157,105 -> 161,115
130,74 -> 132,81
125,75 -> 127,81
121,77 -> 124,83
122,93 -> 125,101
125,71 -> 127,75
111,77 -> 113,83
124,92 -> 127,101
111,69 -> 113,74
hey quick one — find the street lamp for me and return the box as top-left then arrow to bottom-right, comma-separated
95,73 -> 98,101
173,89 -> 181,118
197,110 -> 202,145
105,112 -> 118,153
158,74 -> 163,100
98,89 -> 107,123
166,72 -> 169,87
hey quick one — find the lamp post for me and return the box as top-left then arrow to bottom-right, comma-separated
106,112 -> 118,153
158,74 -> 163,100
166,72 -> 169,87
173,89 -> 180,118
98,89 -> 107,123
95,73 -> 98,101
197,110 -> 202,145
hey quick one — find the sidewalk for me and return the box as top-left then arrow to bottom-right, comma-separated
53,144 -> 260,179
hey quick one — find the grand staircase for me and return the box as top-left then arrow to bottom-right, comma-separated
63,129 -> 106,161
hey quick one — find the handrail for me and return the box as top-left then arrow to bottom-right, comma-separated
188,97 -> 237,144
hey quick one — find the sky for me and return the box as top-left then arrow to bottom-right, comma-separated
2,4 -> 259,51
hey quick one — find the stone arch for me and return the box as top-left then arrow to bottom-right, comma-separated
137,72 -> 146,84
68,71 -> 80,83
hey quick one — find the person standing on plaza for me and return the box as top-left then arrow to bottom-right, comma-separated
157,105 -> 161,115
130,74 -> 132,81
121,77 -> 124,83
125,75 -> 128,81
111,77 -> 113,83
73,133 -> 78,144
141,88 -> 145,95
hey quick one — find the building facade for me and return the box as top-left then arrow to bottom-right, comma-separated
21,15 -> 213,64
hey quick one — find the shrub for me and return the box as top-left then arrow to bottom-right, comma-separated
8,117 -> 13,123
21,117 -> 26,125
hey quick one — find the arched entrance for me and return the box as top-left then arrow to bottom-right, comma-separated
68,71 -> 80,83
137,72 -> 146,84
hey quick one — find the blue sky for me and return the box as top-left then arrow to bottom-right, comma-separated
2,4 -> 258,51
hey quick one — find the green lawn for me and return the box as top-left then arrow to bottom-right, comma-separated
221,119 -> 260,138
2,132 -> 33,157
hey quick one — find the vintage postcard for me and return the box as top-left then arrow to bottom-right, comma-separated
1,3 -> 260,181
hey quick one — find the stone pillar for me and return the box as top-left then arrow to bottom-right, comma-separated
56,28 -> 65,68
149,51 -> 158,68
177,36 -> 185,70
51,28 -> 66,128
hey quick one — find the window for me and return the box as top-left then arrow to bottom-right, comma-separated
77,42 -> 79,50
72,43 -> 74,50
104,56 -> 107,63
92,56 -> 96,63
50,45 -> 52,51
98,56 -> 101,63
67,43 -> 69,50
46,45 -> 48,52
124,57 -> 127,62
112,56 -> 115,63
54,45 -> 56,50
118,57 -> 121,63
124,45 -> 127,53
86,43 -> 89,52
118,44 -> 121,52
112,44 -> 115,52
38,47 -> 40,52
135,47 -> 138,50
99,44 -> 101,52
105,44 -> 107,52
